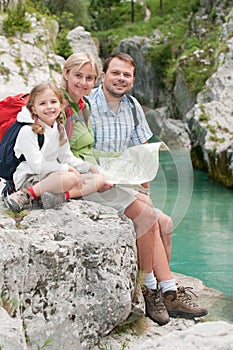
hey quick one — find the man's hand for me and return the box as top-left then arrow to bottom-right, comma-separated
142,182 -> 149,189
98,182 -> 115,193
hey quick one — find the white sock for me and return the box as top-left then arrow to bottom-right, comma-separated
144,272 -> 157,290
159,278 -> 177,294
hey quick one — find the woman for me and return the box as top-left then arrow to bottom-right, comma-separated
61,52 -> 98,164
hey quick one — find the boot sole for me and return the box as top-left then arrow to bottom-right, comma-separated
4,198 -> 21,213
146,312 -> 170,326
168,310 -> 208,319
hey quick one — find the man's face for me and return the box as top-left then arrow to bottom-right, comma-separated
102,57 -> 135,98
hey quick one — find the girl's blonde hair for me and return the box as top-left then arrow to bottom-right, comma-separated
27,82 -> 67,146
61,52 -> 99,90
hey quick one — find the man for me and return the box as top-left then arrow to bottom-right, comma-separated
87,52 -> 207,324
89,52 -> 172,264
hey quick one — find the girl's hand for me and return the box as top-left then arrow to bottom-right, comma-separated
68,165 -> 80,177
68,166 -> 82,189
89,165 -> 100,174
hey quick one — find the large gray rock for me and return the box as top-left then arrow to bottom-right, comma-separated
67,26 -> 102,77
0,197 -> 138,350
146,106 -> 190,149
0,308 -> 27,350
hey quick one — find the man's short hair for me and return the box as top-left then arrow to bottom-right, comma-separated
103,52 -> 136,77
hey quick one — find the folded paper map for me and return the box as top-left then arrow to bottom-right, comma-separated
99,142 -> 169,185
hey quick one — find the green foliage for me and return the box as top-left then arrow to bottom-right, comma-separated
55,30 -> 73,59
5,209 -> 29,228
0,62 -> 10,81
59,11 -> 75,31
2,0 -> 31,36
89,0 -> 145,31
146,43 -> 173,83
30,0 -> 90,29
190,0 -> 200,13
207,124 -> 216,133
0,290 -> 18,317
199,113 -> 210,122
209,135 -> 226,143
37,338 -> 53,350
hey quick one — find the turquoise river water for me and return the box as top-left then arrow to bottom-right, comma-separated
150,148 -> 233,322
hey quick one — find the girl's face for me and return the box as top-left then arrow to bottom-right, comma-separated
32,88 -> 63,127
64,62 -> 95,102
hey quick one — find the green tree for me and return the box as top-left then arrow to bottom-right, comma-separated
89,0 -> 144,31
160,0 -> 163,16
3,0 -> 31,36
30,0 -> 90,29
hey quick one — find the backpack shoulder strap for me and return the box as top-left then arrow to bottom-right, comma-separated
83,96 -> 91,109
18,132 -> 44,163
37,133 -> 44,149
126,94 -> 139,127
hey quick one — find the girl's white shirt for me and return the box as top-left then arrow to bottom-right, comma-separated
13,107 -> 91,189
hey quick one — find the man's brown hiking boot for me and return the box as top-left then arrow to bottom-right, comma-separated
142,285 -> 170,326
163,286 -> 208,319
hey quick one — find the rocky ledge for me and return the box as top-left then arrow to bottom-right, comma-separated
0,190 -> 232,350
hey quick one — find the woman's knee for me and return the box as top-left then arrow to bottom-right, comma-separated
158,212 -> 173,234
130,199 -> 158,238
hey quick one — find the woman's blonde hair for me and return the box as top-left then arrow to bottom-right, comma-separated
61,52 -> 99,90
27,82 -> 67,146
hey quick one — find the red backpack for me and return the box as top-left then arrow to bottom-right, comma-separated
0,93 -> 29,142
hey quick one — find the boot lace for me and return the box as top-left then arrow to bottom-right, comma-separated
14,189 -> 33,210
177,286 -> 199,306
154,289 -> 167,314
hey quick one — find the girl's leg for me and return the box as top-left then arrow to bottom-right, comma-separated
31,172 -> 106,198
69,173 -> 106,198
32,172 -> 79,196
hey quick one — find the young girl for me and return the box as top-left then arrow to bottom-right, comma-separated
4,82 -> 108,213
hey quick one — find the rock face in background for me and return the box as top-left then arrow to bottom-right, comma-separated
0,13 -> 63,98
0,1 -> 232,186
187,10 -> 233,187
118,3 -> 233,187
67,26 -> 102,77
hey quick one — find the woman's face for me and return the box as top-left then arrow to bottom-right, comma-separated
64,62 -> 95,102
32,88 -> 62,127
